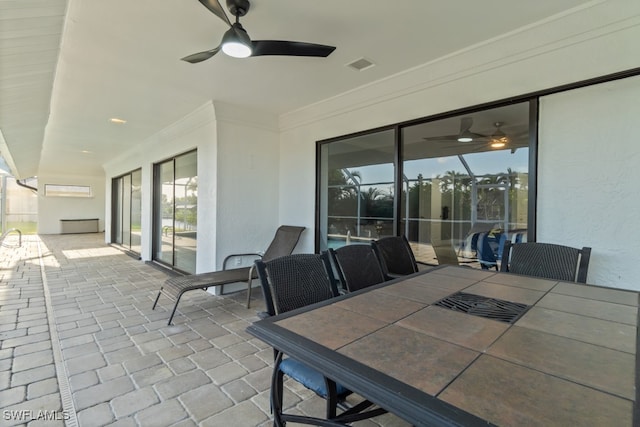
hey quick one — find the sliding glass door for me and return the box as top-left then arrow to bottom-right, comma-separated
112,169 -> 142,255
153,150 -> 197,273
317,100 -> 535,267
401,102 -> 532,265
317,129 -> 396,251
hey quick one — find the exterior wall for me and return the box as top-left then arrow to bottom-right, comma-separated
102,101 -> 280,288
538,75 -> 640,289
213,103 -> 281,267
104,102 -> 217,265
278,2 -> 640,289
37,174 -> 105,234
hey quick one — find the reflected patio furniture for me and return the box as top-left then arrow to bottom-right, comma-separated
500,241 -> 591,283
328,244 -> 386,292
371,235 -> 420,279
152,225 -> 304,325
255,253 -> 383,425
477,231 -> 503,270
431,239 -> 461,266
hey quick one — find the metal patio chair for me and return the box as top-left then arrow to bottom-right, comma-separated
152,225 -> 304,325
500,241 -> 591,283
371,235 -> 420,279
256,253 -> 384,426
328,244 -> 386,292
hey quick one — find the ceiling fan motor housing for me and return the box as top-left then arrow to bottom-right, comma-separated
227,0 -> 250,17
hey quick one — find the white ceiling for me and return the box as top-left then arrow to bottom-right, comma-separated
0,0 -> 594,179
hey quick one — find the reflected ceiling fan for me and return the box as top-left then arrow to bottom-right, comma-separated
423,117 -> 489,143
182,0 -> 336,63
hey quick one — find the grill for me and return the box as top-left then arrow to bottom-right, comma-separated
434,292 -> 530,324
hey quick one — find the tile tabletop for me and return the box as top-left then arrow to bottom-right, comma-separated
249,265 -> 639,426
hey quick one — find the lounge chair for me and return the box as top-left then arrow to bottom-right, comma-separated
152,225 -> 305,325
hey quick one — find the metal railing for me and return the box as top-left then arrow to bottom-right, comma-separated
1,228 -> 22,247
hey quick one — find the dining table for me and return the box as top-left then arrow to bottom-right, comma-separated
246,265 -> 639,426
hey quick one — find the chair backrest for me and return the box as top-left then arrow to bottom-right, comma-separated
328,245 -> 386,292
255,253 -> 339,316
431,239 -> 460,266
500,241 -> 591,283
261,226 -> 305,262
371,235 -> 418,277
477,232 -> 504,270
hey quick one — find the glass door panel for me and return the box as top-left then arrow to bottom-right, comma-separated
318,129 -> 395,251
113,177 -> 123,245
174,151 -> 197,273
131,169 -> 142,254
401,102 -> 530,266
121,174 -> 131,247
112,169 -> 142,254
156,161 -> 175,266
153,151 -> 197,274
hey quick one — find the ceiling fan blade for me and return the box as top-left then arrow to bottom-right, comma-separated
251,40 -> 336,57
460,117 -> 473,133
423,135 -> 459,141
197,0 -> 231,26
181,46 -> 222,63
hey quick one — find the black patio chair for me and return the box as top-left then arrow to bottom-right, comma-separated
328,244 -> 386,292
256,253 -> 384,425
152,225 -> 304,325
500,241 -> 591,283
371,235 -> 419,279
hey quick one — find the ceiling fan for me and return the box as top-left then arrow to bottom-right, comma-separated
423,117 -> 488,143
182,0 -> 337,63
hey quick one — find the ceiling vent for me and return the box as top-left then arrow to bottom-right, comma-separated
346,57 -> 375,71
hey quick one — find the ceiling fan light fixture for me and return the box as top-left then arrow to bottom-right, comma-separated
221,25 -> 252,58
489,122 -> 509,148
457,131 -> 474,143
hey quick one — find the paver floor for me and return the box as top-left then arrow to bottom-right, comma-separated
0,233 -> 409,427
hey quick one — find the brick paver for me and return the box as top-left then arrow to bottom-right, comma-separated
0,233 -> 408,426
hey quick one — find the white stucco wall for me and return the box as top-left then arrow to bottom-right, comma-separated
278,2 -> 640,289
37,174 -> 106,234
103,102 -> 217,266
211,103 -> 281,272
102,101 -> 280,287
538,76 -> 640,289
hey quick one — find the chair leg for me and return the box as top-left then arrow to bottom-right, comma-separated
246,279 -> 252,309
324,378 -> 338,419
247,264 -> 256,309
152,288 -> 162,310
271,352 -> 286,427
167,292 -> 185,326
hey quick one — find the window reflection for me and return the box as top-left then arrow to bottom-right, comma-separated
319,129 -> 395,250
153,150 -> 197,273
401,102 -> 530,266
317,101 -> 533,270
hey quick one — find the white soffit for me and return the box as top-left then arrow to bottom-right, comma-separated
4,0 -> 638,179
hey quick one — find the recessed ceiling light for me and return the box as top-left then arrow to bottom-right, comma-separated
81,150 -> 91,154
109,118 -> 127,124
